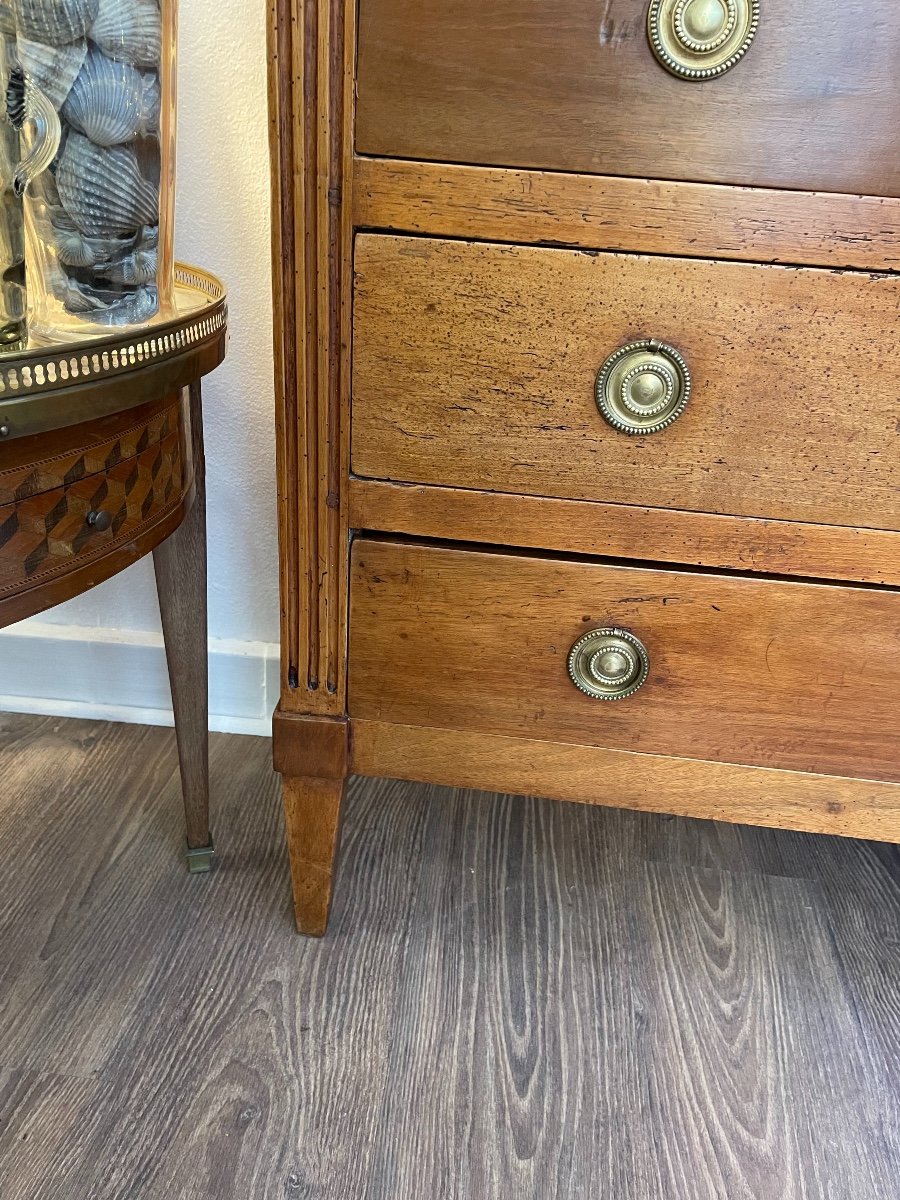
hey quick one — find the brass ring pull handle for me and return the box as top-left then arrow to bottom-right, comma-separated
648,0 -> 760,80
568,628 -> 650,701
595,338 -> 691,435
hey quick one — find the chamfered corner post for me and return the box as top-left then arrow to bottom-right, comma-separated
267,0 -> 356,931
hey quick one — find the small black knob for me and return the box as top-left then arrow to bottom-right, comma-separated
86,509 -> 113,532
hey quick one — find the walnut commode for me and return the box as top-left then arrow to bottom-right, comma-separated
268,0 -> 900,934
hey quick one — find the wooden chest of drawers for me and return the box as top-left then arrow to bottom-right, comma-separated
267,0 -> 900,934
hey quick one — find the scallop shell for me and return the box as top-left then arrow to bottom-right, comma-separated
53,218 -> 135,267
134,222 -> 157,251
63,279 -> 157,323
106,283 -> 158,323
62,48 -> 159,145
57,130 -> 158,236
88,0 -> 160,69
14,0 -> 100,46
18,37 -> 87,111
50,207 -> 99,265
55,227 -> 103,266
60,277 -> 113,312
94,244 -> 156,283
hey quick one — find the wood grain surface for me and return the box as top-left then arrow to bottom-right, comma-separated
353,158 -> 900,274
0,395 -> 181,506
0,716 -> 432,1198
0,450 -> 189,652
267,0 -> 356,715
630,862 -> 899,1198
153,382 -> 210,852
349,539 -> 900,786
272,710 -> 349,780
356,0 -> 900,197
1,714 -> 898,1198
0,494 -> 188,630
348,479 -> 900,588
0,386 -> 194,630
350,720 -> 900,844
283,775 -> 347,935
352,236 -> 900,532
0,429 -> 184,596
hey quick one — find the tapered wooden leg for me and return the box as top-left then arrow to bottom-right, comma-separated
282,774 -> 346,935
153,382 -> 212,871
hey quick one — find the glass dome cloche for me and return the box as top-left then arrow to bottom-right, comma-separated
1,7 -> 60,349
10,0 -> 176,343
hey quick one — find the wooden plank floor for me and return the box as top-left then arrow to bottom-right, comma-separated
0,712 -> 897,1199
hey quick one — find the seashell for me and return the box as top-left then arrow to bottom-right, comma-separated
60,276 -> 113,312
133,222 -> 157,252
62,48 -> 159,145
88,0 -> 160,69
104,282 -> 157,323
14,0 -> 100,46
54,220 -> 135,267
47,205 -> 97,265
94,243 -> 156,283
17,37 -> 87,111
56,226 -> 103,266
56,130 -> 158,237
63,279 -> 157,323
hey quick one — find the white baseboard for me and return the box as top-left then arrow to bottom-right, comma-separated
0,622 -> 280,736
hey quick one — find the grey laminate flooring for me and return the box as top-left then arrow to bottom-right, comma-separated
0,712 -> 897,1199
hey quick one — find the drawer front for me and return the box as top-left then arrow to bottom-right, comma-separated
0,429 -> 184,595
0,395 -> 181,506
357,0 -> 900,197
352,236 -> 900,532
349,539 -> 900,783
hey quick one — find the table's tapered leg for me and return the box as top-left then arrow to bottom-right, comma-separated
153,381 -> 213,872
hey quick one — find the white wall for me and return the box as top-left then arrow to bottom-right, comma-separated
0,0 -> 280,734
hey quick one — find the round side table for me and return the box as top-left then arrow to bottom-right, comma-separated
0,265 -> 227,872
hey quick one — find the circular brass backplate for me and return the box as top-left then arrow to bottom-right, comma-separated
648,0 -> 760,80
568,628 -> 650,701
595,338 -> 691,435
